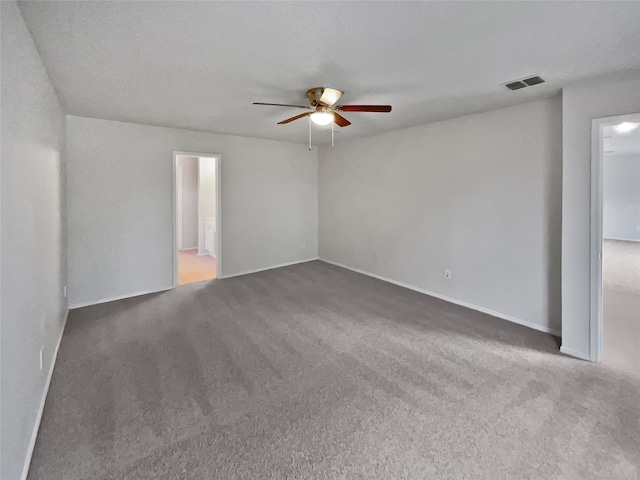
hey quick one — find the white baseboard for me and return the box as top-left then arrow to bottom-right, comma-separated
21,310 -> 68,480
220,257 -> 319,279
69,286 -> 173,309
560,346 -> 591,361
179,246 -> 198,251
603,236 -> 640,243
320,258 -> 562,338
72,259 -> 319,307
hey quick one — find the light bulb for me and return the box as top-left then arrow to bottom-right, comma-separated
311,111 -> 334,126
613,122 -> 639,134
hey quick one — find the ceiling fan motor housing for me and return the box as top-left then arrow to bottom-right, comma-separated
306,87 -> 325,106
306,87 -> 343,107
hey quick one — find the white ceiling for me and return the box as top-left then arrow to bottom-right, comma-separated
603,121 -> 640,157
18,1 -> 640,144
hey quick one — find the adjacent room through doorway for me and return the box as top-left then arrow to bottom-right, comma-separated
596,114 -> 640,374
174,153 -> 220,286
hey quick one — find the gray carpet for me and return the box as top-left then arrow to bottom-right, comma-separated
29,261 -> 639,480
602,239 -> 640,375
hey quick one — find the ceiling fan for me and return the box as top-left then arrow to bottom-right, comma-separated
253,87 -> 392,128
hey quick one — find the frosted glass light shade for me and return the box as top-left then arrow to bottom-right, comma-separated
311,112 -> 334,126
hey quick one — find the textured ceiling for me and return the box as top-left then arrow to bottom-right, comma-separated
18,1 -> 640,144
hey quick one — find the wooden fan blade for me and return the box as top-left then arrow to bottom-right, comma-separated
319,88 -> 344,106
254,102 -> 311,110
277,112 -> 312,124
333,112 -> 351,127
337,105 -> 392,112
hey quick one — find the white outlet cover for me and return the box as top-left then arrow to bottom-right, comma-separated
39,349 -> 43,370
444,269 -> 452,279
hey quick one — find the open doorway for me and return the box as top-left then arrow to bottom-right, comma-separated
173,152 -> 221,286
591,113 -> 640,374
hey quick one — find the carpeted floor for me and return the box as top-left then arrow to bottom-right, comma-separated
602,239 -> 640,375
29,261 -> 639,480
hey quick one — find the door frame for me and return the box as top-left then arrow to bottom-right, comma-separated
589,112 -> 640,362
172,151 -> 222,286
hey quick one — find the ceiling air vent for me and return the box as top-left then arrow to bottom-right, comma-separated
523,76 -> 545,86
505,81 -> 527,91
502,75 -> 545,91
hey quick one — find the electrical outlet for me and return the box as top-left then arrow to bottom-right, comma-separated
636,226 -> 640,232
444,269 -> 452,280
301,241 -> 307,249
63,285 -> 67,298
39,349 -> 43,370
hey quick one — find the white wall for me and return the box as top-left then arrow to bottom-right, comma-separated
319,97 -> 562,334
603,153 -> 640,242
198,157 -> 216,255
178,155 -> 199,249
561,71 -> 640,359
1,2 -> 68,479
66,116 -> 318,307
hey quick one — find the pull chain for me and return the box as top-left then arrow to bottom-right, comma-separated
331,120 -> 334,149
308,116 -> 312,150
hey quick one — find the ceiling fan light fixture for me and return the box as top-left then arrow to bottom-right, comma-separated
310,111 -> 334,126
319,88 -> 343,106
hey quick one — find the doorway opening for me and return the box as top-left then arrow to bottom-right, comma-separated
591,113 -> 640,374
173,152 -> 221,286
